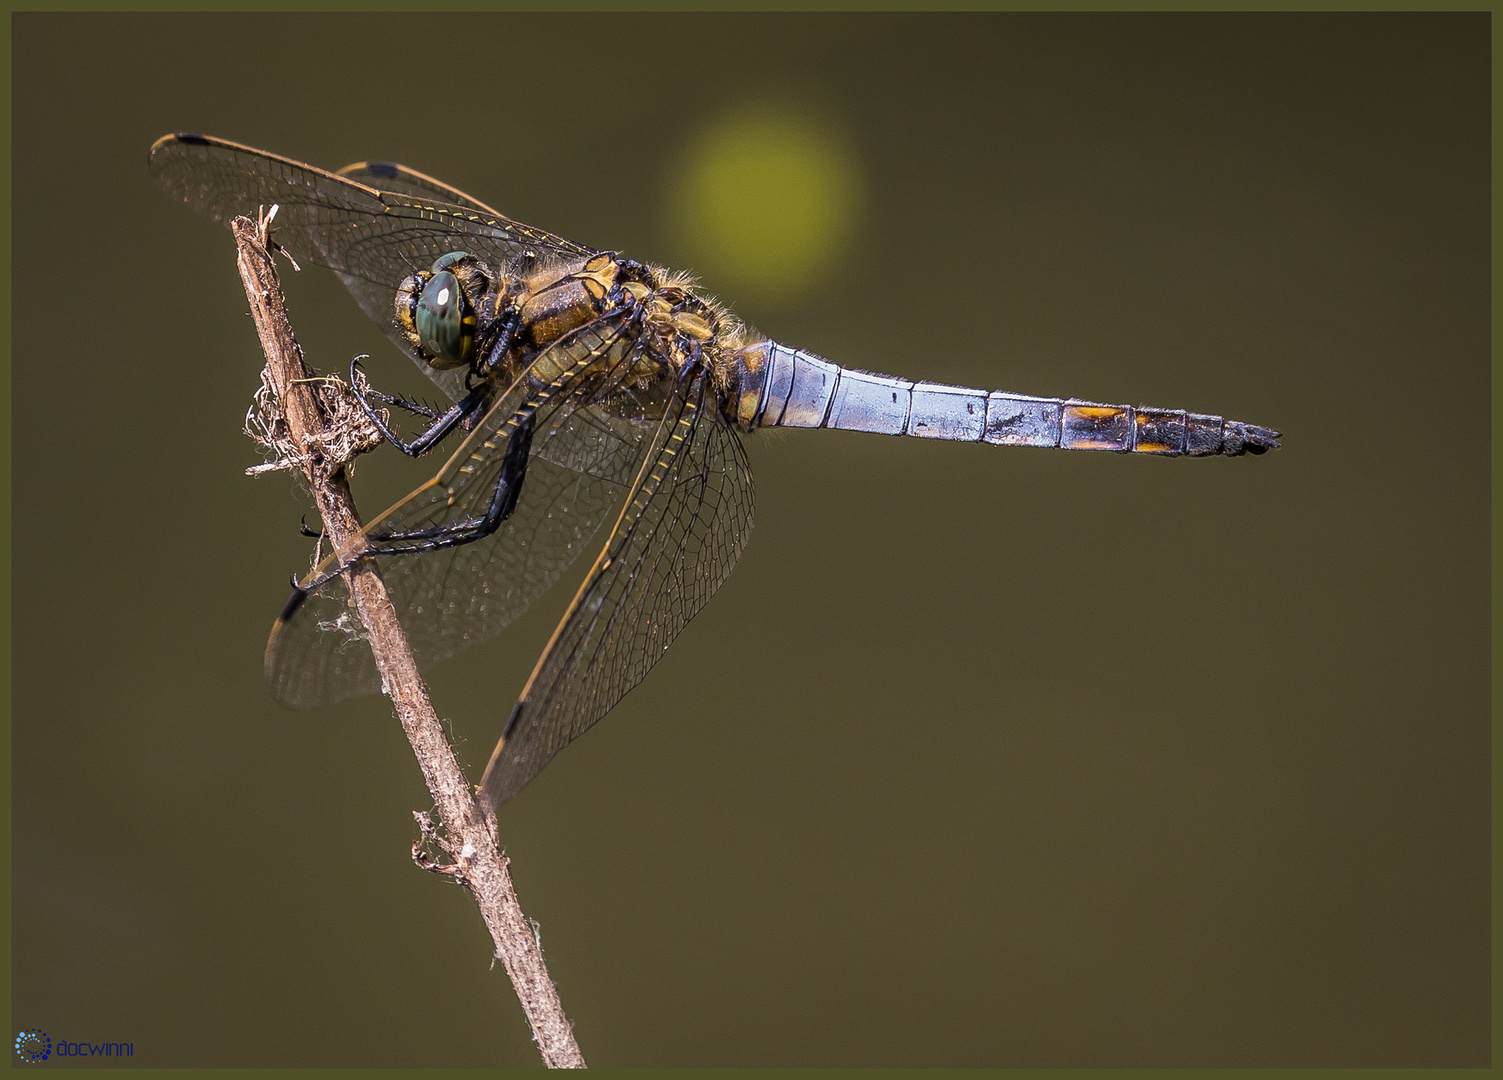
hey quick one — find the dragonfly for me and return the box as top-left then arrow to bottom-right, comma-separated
151,133 -> 1280,813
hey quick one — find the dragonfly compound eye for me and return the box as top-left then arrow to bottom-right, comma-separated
414,269 -> 476,370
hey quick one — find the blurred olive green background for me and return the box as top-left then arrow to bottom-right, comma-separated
11,12 -> 1487,1067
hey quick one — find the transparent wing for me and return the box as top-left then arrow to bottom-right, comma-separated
478,371 -> 755,809
265,311 -> 669,707
335,159 -> 505,217
150,133 -> 593,401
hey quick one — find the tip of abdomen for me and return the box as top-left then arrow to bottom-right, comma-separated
1222,422 -> 1282,455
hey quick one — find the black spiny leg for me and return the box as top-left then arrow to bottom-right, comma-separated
358,388 -> 444,422
361,411 -> 535,555
351,357 -> 492,458
281,411 -> 537,608
478,305 -> 521,379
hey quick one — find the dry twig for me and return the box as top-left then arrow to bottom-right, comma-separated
230,210 -> 585,1068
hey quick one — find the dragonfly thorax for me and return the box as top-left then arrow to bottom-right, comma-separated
514,252 -> 627,351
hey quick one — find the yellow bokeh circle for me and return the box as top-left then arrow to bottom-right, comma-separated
669,103 -> 861,304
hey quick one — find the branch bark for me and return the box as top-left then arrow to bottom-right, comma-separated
230,212 -> 586,1068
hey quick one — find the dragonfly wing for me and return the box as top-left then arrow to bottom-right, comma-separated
266,452 -> 638,707
477,371 -> 755,810
266,311 -> 661,707
336,159 -> 506,217
150,133 -> 593,400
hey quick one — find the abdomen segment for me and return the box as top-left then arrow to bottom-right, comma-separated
740,342 -> 1279,456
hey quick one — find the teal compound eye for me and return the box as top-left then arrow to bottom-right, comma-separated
414,269 -> 476,370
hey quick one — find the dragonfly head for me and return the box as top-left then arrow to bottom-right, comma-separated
395,252 -> 493,370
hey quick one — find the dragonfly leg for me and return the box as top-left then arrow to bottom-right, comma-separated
281,411 -> 534,616
357,387 -> 445,422
477,306 -> 521,379
351,357 -> 491,458
362,411 -> 535,553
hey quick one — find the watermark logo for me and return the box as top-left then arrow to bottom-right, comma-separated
15,1030 -> 51,1063
15,1030 -> 133,1062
